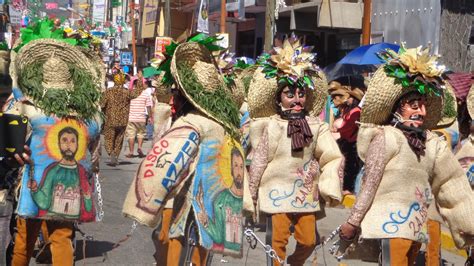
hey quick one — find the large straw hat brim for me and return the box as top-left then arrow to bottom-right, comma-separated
170,42 -> 235,130
467,84 -> 474,119
435,81 -> 458,129
232,65 -> 258,106
152,73 -> 172,103
77,46 -> 105,89
360,67 -> 442,129
15,39 -> 97,89
247,68 -> 328,118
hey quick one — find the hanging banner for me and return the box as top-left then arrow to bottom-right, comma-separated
197,0 -> 209,34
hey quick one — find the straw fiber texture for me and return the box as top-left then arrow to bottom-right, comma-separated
41,57 -> 73,90
360,67 -> 442,129
171,42 -> 240,136
16,39 -> 95,80
0,50 -> 9,76
468,84 -> 474,119
435,81 -> 457,129
152,73 -> 172,103
356,125 -> 474,248
247,68 -> 328,118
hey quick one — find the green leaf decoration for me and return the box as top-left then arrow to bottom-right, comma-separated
18,61 -> 102,121
14,18 -> 92,53
442,89 -> 456,118
177,63 -> 240,138
0,42 -> 8,51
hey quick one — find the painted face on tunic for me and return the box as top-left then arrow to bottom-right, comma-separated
231,153 -> 244,190
280,87 -> 306,113
397,93 -> 427,128
59,131 -> 78,161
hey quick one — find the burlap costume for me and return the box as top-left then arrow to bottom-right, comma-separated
123,41 -> 247,260
5,20 -> 104,266
342,47 -> 474,264
247,38 -> 342,265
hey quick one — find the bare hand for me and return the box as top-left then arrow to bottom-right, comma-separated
5,145 -> 32,168
340,222 -> 358,240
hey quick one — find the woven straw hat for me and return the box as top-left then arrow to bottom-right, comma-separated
360,67 -> 442,129
15,39 -> 98,93
247,68 -> 328,118
231,65 -> 258,107
152,72 -> 173,103
468,84 -> 474,119
41,57 -> 73,90
435,81 -> 458,129
0,50 -> 10,77
170,42 -> 240,132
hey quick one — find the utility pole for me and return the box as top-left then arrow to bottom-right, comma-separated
165,0 -> 171,36
220,0 -> 226,33
264,0 -> 275,51
361,0 -> 371,45
130,1 -> 138,74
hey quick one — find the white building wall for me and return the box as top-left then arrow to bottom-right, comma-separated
371,0 -> 441,52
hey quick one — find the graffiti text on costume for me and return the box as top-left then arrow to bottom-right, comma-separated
269,160 -> 318,209
143,139 -> 169,178
382,187 -> 429,237
162,131 -> 199,192
292,160 -> 319,208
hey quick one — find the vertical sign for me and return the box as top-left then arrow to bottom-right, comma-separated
197,0 -> 209,33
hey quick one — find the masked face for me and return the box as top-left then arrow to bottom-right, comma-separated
397,93 -> 427,128
331,93 -> 348,108
280,87 -> 306,113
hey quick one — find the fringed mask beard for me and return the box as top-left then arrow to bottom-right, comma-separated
278,86 -> 307,119
276,86 -> 313,152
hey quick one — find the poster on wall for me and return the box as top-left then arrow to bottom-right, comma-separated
155,37 -> 172,59
197,0 -> 209,33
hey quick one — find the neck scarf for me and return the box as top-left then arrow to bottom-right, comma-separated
281,112 -> 313,151
392,120 -> 427,159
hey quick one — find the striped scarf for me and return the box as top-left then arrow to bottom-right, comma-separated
287,118 -> 313,151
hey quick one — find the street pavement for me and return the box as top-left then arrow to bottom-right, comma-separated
30,139 -> 466,266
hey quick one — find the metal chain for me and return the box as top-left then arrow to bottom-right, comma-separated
95,173 -> 105,221
130,220 -> 138,235
244,228 -> 284,264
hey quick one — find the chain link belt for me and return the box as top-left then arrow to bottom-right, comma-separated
244,227 -> 284,264
95,172 -> 105,221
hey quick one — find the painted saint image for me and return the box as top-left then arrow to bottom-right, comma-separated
28,126 -> 93,220
196,147 -> 244,252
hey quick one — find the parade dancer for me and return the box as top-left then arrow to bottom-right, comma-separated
247,37 -> 343,265
123,37 -> 248,266
101,72 -> 146,166
455,86 -> 474,265
5,19 -> 103,266
336,46 -> 474,265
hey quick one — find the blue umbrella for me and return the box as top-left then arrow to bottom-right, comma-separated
338,42 -> 400,65
324,42 -> 400,81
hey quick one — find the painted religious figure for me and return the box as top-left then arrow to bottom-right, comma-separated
196,147 -> 244,253
28,126 -> 93,220
15,115 -> 100,222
